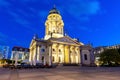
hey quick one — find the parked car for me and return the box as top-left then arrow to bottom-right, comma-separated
35,63 -> 44,68
52,63 -> 58,68
21,63 -> 32,69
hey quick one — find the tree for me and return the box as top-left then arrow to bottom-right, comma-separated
118,48 -> 120,54
99,49 -> 120,66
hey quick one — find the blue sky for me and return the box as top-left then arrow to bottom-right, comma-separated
0,0 -> 120,55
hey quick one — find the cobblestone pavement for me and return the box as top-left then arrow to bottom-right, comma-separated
0,67 -> 120,80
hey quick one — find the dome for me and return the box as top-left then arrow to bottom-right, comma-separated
49,6 -> 60,14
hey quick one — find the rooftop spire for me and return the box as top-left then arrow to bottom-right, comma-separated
49,5 -> 60,14
33,34 -> 38,40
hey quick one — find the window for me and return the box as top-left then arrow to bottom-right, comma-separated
41,49 -> 45,52
53,30 -> 55,33
48,31 -> 51,34
13,53 -> 16,59
19,54 -> 22,59
84,54 -> 87,60
53,49 -> 55,51
42,56 -> 44,62
25,49 -> 28,52
59,57 -> 61,62
52,56 -> 54,62
59,49 -> 61,52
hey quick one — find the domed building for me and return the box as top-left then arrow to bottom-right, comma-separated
29,6 -> 88,66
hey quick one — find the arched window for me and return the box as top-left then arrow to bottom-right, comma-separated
59,57 -> 61,62
48,31 -> 51,34
52,56 -> 55,62
53,30 -> 55,33
59,49 -> 61,52
53,49 -> 55,51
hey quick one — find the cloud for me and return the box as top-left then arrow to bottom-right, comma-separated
8,10 -> 39,33
0,32 -> 8,38
20,0 -> 38,2
14,17 -> 38,33
60,0 -> 101,21
0,0 -> 10,7
87,1 -> 100,14
79,26 -> 92,32
0,32 -> 21,46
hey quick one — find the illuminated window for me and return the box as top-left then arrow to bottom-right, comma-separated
19,54 -> 22,59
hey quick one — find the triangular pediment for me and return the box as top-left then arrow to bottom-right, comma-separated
49,36 -> 83,46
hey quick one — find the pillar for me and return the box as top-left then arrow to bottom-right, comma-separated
39,46 -> 42,63
61,45 -> 64,63
37,46 -> 39,62
33,47 -> 37,65
56,44 -> 59,63
75,47 -> 80,64
49,45 -> 52,66
64,45 -> 70,63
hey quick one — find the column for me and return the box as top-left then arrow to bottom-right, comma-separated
49,45 -> 52,66
68,46 -> 71,63
64,45 -> 70,63
37,46 -> 39,62
56,44 -> 59,63
31,50 -> 33,65
61,45 -> 64,63
63,45 -> 65,63
33,47 -> 37,65
29,50 -> 31,62
39,46 -> 42,63
70,46 -> 73,64
29,47 -> 33,65
78,48 -> 81,64
73,46 -> 76,63
75,47 -> 80,64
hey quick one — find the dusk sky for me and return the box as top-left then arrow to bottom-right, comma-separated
0,0 -> 120,52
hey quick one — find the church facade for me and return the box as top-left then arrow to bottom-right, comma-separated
29,7 -> 85,66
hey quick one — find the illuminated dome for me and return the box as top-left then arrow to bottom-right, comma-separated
49,6 -> 60,14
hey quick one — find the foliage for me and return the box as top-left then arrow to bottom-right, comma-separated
0,59 -> 6,64
99,49 -> 120,66
118,48 -> 120,54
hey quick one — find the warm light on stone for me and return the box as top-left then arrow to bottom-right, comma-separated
29,6 -> 84,66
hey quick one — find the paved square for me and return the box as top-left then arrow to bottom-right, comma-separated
0,67 -> 120,80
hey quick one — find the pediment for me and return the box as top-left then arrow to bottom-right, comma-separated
50,36 -> 83,45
